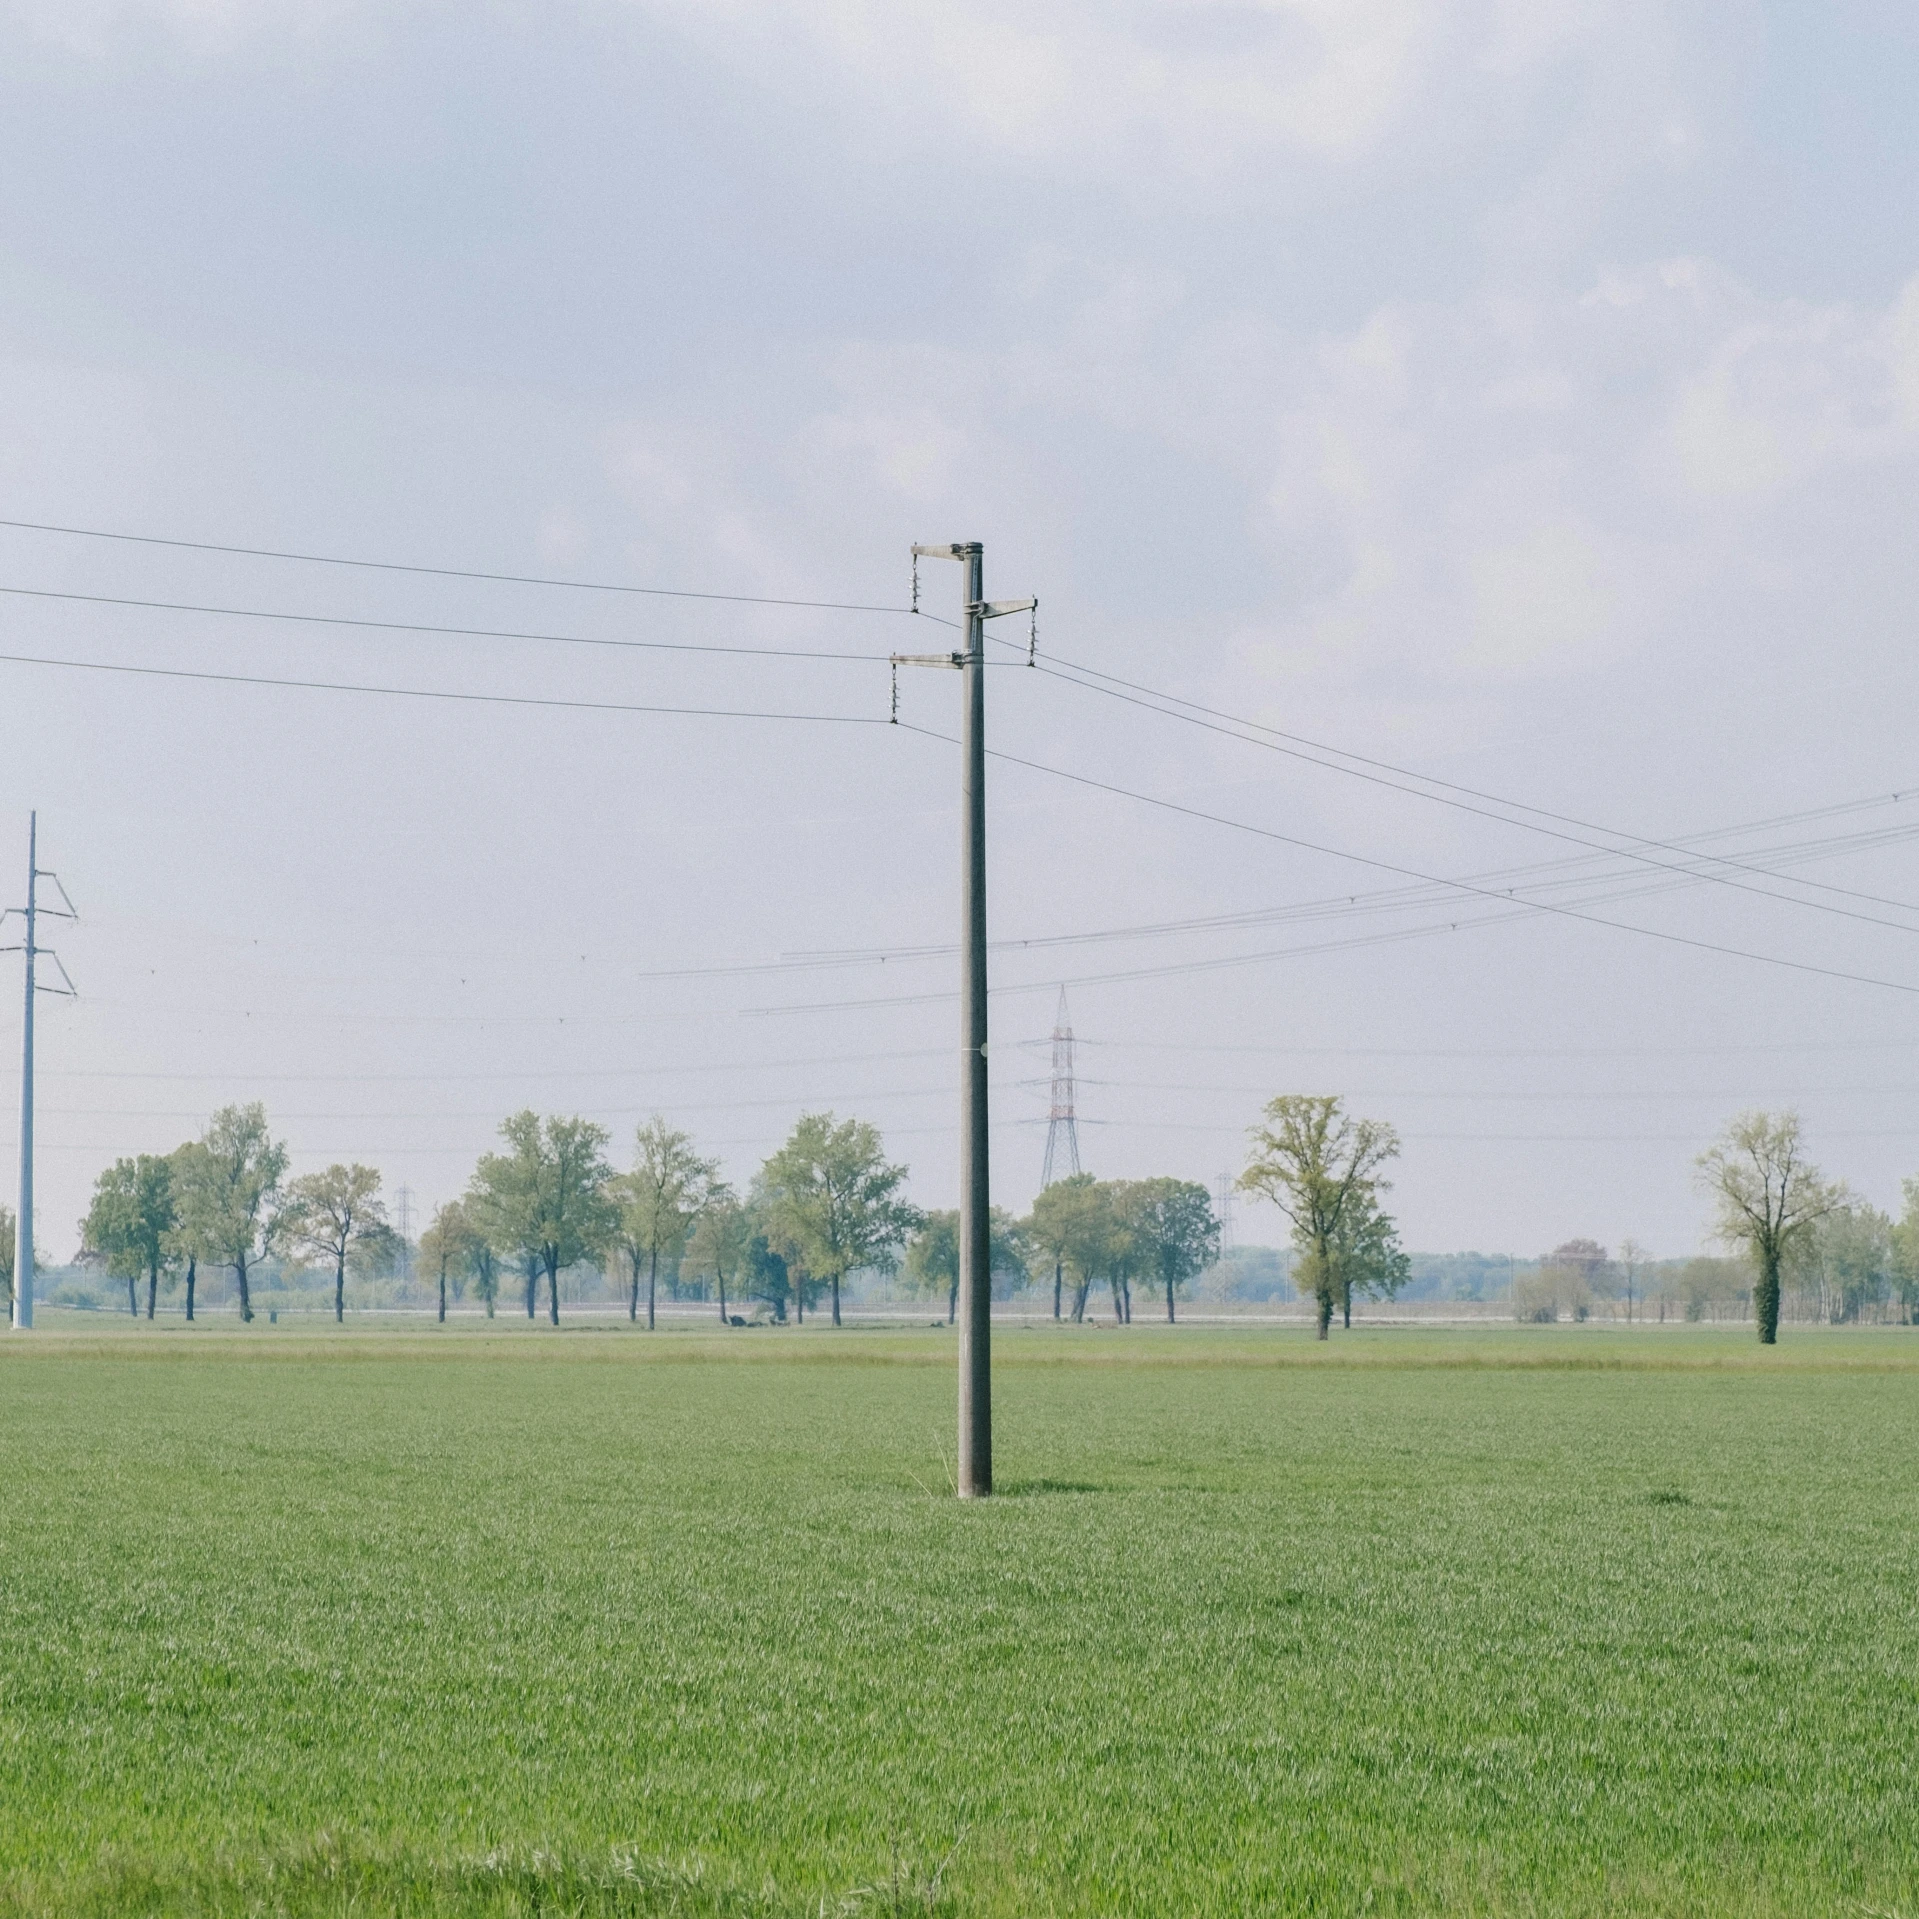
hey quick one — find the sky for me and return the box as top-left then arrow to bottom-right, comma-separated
4,0 -> 1919,1264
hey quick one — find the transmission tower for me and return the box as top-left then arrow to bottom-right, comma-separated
1041,986 -> 1082,1188
394,1184 -> 415,1289
1215,1172 -> 1237,1256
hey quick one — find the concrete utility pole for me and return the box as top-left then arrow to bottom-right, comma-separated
4,813 -> 76,1332
899,543 -> 1034,1499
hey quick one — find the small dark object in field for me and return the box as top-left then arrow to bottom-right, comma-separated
729,1315 -> 746,1327
1647,1489 -> 1692,1507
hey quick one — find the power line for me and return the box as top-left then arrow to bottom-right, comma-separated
895,722 -> 1919,1001
1018,650 -> 1919,927
0,584 -> 895,662
0,516 -> 918,616
0,650 -> 891,726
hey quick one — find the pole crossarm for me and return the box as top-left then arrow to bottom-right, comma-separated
971,599 -> 1036,620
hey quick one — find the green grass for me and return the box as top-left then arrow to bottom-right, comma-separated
3,1320 -> 1918,1916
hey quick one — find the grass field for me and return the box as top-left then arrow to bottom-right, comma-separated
2,1320 -> 1918,1917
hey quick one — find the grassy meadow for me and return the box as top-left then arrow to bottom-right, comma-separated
2,1319 -> 1917,1917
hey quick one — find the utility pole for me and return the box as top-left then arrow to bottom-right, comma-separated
3,814 -> 76,1332
898,543 -> 1033,1499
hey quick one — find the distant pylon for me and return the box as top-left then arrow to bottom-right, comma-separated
1215,1172 -> 1237,1255
1040,986 -> 1081,1188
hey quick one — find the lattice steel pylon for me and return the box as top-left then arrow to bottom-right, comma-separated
1040,986 -> 1082,1188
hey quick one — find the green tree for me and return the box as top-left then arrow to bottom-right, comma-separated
1617,1237 -> 1650,1322
1117,1177 -> 1219,1324
1892,1179 -> 1919,1323
165,1142 -> 212,1322
1330,1189 -> 1409,1330
1790,1199 -> 1892,1324
904,1207 -> 1028,1323
741,1231 -> 791,1322
756,1113 -> 919,1327
283,1163 -> 392,1324
1697,1111 -> 1839,1344
469,1111 -> 616,1325
1239,1095 -> 1401,1340
81,1154 -> 179,1319
172,1104 -> 289,1323
615,1119 -> 717,1330
420,1198 -> 486,1324
1026,1174 -> 1119,1323
685,1186 -> 751,1324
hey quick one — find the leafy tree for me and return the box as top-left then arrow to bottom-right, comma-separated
1789,1200 -> 1892,1324
1026,1174 -> 1121,1323
1116,1178 -> 1220,1324
1616,1237 -> 1650,1322
172,1104 -> 289,1323
1892,1179 -> 1919,1324
756,1113 -> 918,1326
1026,1173 -> 1091,1320
1696,1111 -> 1840,1344
615,1119 -> 717,1330
741,1231 -> 791,1322
420,1198 -> 487,1323
469,1111 -> 616,1325
81,1155 -> 179,1318
164,1142 -> 213,1322
685,1186 -> 751,1323
1329,1189 -> 1409,1329
904,1207 -> 1029,1323
283,1163 -> 392,1324
1239,1095 -> 1401,1340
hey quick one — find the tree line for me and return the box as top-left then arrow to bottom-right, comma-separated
39,1102 -> 1231,1328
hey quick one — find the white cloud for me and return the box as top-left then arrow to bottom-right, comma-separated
628,0 -> 1592,176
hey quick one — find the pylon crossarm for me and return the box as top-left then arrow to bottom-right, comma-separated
970,598 -> 1035,619
37,871 -> 77,918
36,951 -> 76,997
890,652 -> 963,669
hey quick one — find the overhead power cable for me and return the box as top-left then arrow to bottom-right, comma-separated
0,516 -> 917,617
892,723 -> 1919,1000
0,584 -> 892,662
0,650 -> 888,727
1016,647 -> 1919,927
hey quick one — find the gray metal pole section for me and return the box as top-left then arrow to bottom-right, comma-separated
957,543 -> 990,1497
13,810 -> 34,1331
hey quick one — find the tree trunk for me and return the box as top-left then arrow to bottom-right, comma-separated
185,1256 -> 196,1322
647,1247 -> 659,1330
147,1257 -> 159,1320
1342,1290 -> 1351,1331
1123,1278 -> 1132,1323
718,1269 -> 728,1323
438,1262 -> 447,1324
1053,1261 -> 1062,1320
1165,1279 -> 1176,1323
127,1273 -> 138,1317
1756,1245 -> 1781,1344
794,1275 -> 803,1324
831,1272 -> 841,1326
1316,1287 -> 1333,1340
334,1251 -> 346,1323
1109,1276 -> 1124,1322
629,1255 -> 640,1323
236,1253 -> 253,1323
1072,1276 -> 1090,1322
947,1277 -> 958,1324
548,1258 -> 561,1325
525,1263 -> 538,1318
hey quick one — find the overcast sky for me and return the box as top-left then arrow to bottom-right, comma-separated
5,0 -> 1919,1264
